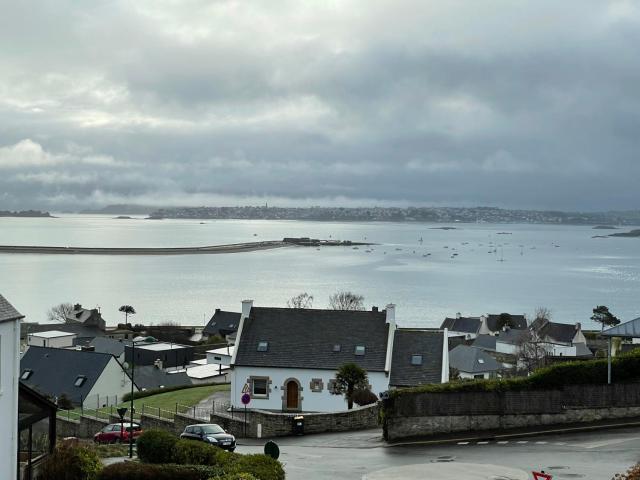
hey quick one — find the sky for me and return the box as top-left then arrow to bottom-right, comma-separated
1,0 -> 640,212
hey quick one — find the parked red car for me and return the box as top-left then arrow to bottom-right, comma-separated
93,423 -> 142,444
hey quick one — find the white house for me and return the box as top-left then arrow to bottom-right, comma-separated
442,313 -> 528,340
449,344 -> 502,379
20,346 -> 137,408
0,294 -> 24,480
231,301 -> 396,412
28,330 -> 77,348
230,301 -> 449,412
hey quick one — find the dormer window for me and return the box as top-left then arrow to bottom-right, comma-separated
355,345 -> 365,356
74,375 -> 86,387
411,354 -> 423,365
333,344 -> 341,352
257,341 -> 269,352
21,369 -> 33,380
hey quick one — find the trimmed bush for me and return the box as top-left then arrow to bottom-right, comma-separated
97,463 -> 223,480
38,443 -> 102,480
352,388 -> 379,406
136,429 -> 177,464
172,439 -> 225,466
226,453 -> 286,480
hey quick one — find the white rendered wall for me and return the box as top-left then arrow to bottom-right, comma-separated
28,334 -> 76,348
84,357 -> 136,408
0,319 -> 20,480
496,341 -> 518,355
231,366 -> 389,413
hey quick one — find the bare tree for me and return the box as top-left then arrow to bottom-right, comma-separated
46,302 -> 75,323
534,306 -> 552,323
516,329 -> 547,374
329,291 -> 365,310
287,293 -> 314,309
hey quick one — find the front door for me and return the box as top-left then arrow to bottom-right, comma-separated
286,380 -> 299,409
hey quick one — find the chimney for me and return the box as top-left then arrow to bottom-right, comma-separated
456,312 -> 461,319
74,303 -> 82,311
241,299 -> 253,320
385,304 -> 396,325
575,322 -> 581,331
215,308 -> 220,314
372,306 -> 378,313
154,359 -> 163,370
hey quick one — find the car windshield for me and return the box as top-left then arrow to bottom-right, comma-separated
201,425 -> 224,434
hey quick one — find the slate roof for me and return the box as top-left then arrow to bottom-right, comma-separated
496,328 -> 529,345
20,346 -> 117,404
87,337 -> 127,357
204,310 -> 241,337
472,334 -> 497,351
131,366 -> 192,391
389,329 -> 444,387
0,294 -> 24,323
234,307 -> 390,372
531,318 -> 579,344
449,344 -> 501,374
441,316 -> 481,334
22,323 -> 102,340
486,314 -> 527,331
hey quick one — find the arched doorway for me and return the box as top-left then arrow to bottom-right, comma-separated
285,380 -> 299,410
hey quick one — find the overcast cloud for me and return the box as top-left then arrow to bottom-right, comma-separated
2,0 -> 640,211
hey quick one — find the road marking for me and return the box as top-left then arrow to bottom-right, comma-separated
535,441 -> 548,444
477,441 -> 489,444
516,441 -> 528,444
457,442 -> 469,445
570,436 -> 640,449
553,442 -> 566,445
497,441 -> 509,444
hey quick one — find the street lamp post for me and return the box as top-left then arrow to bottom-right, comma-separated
129,340 -> 136,458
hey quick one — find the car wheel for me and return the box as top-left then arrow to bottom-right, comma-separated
229,448 -> 235,452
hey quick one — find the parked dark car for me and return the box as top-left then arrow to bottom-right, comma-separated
180,423 -> 236,451
93,422 -> 142,444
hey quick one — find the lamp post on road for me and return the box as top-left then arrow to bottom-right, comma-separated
128,336 -> 156,458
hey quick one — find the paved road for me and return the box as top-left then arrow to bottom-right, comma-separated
236,427 -> 640,479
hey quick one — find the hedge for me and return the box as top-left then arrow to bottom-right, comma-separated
392,349 -> 640,398
97,463 -> 224,480
173,439 -> 227,466
122,382 -> 228,402
135,430 -> 178,464
38,444 -> 102,480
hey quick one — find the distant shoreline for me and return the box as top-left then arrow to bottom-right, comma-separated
0,241 -> 289,256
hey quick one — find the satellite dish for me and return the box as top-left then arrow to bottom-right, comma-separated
122,362 -> 130,369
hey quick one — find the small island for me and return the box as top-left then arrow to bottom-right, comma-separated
610,229 -> 640,238
593,225 -> 618,230
0,210 -> 52,218
114,216 -> 133,219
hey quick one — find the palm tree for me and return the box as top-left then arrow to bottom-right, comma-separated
118,305 -> 136,324
331,363 -> 369,409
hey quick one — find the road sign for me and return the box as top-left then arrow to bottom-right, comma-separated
242,383 -> 251,394
116,407 -> 128,419
264,440 -> 280,460
532,472 -> 552,480
241,393 -> 251,405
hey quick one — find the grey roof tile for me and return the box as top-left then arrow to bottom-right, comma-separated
234,307 -> 390,372
449,344 -> 501,374
486,314 -> 527,331
0,294 -> 24,323
203,310 -> 241,336
131,366 -> 192,391
20,346 -> 116,404
389,329 -> 443,387
472,334 -> 497,351
441,316 -> 481,334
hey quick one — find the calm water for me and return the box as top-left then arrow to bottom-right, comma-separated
1,215 -> 638,328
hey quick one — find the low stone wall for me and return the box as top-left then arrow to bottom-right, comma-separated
383,383 -> 640,442
56,415 -> 108,439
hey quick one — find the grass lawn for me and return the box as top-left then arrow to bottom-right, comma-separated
59,384 -> 230,420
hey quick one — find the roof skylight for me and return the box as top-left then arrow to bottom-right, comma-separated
355,345 -> 365,356
411,354 -> 423,365
257,341 -> 269,352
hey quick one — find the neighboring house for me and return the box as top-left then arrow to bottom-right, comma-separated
231,300 -> 396,413
495,328 -> 529,355
21,322 -> 101,345
472,334 -> 497,352
82,336 -> 127,362
65,303 -> 106,330
441,315 -> 483,340
131,365 -> 191,391
449,344 -> 502,379
207,345 -> 234,368
20,346 -> 137,408
442,312 -> 528,340
124,341 -> 195,369
388,329 -> 449,388
186,364 -> 231,385
27,330 -> 76,348
0,294 -> 24,480
530,319 -> 592,358
204,309 -> 241,339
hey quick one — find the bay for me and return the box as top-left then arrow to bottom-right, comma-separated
1,215 -> 638,329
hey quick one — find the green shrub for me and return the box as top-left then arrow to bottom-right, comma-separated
172,439 -> 225,466
227,454 -> 285,480
38,443 -> 102,480
211,474 -> 258,480
136,429 -> 177,464
97,463 -> 223,480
